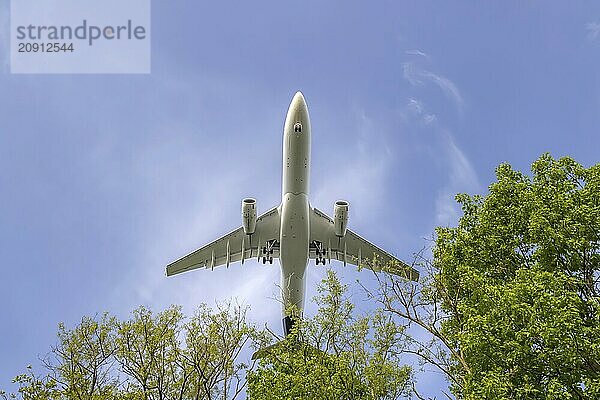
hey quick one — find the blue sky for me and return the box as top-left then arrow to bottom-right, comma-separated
1,1 -> 600,397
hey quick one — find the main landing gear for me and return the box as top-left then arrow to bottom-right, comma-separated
261,239 -> 276,264
313,240 -> 327,265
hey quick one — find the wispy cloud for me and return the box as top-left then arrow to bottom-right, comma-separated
405,49 -> 429,58
402,62 -> 423,86
402,62 -> 465,114
586,22 -> 600,40
422,71 -> 464,112
434,132 -> 479,226
406,98 -> 437,125
400,49 -> 477,227
401,96 -> 478,227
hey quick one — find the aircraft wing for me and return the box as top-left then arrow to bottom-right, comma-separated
309,207 -> 419,281
166,206 -> 281,276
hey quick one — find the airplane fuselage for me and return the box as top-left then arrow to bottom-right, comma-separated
279,92 -> 311,331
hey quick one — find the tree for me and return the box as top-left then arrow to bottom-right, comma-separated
5,303 -> 261,400
247,270 -> 413,400
6,273 -> 412,400
370,154 -> 600,399
5,272 -> 414,400
181,303 -> 262,399
7,313 -> 119,400
114,306 -> 184,399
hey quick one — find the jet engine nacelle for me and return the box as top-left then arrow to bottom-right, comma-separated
334,200 -> 349,237
242,198 -> 257,235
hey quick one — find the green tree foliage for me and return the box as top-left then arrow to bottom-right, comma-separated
247,270 -> 412,400
372,154 -> 600,399
182,303 -> 261,399
6,314 -> 119,400
4,303 -> 261,400
5,271 -> 411,400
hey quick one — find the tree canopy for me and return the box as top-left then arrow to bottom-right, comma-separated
247,270 -> 412,400
372,154 -> 600,399
3,272 -> 411,400
3,303 -> 263,400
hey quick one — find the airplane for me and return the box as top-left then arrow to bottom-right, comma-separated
165,91 -> 419,336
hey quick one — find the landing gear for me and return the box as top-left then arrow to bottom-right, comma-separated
283,316 -> 295,336
261,239 -> 277,264
313,240 -> 327,265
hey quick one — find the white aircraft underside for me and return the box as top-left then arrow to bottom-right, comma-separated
166,92 -> 419,335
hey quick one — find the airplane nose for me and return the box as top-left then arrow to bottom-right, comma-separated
285,91 -> 310,130
292,91 -> 307,110
294,91 -> 305,102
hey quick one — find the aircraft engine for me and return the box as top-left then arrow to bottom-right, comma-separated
334,200 -> 349,237
242,198 -> 257,235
